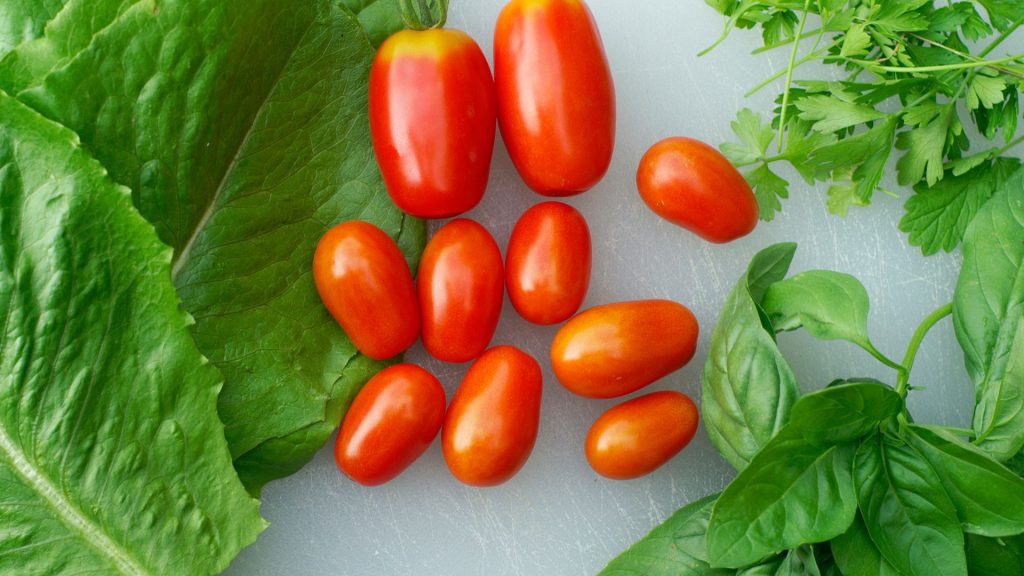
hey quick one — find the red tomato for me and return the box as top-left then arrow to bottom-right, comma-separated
585,391 -> 699,480
494,0 -> 615,196
550,300 -> 698,398
370,29 -> 496,218
442,346 -> 542,486
313,221 -> 419,360
335,364 -> 446,486
419,219 -> 504,363
506,201 -> 591,325
637,137 -> 759,243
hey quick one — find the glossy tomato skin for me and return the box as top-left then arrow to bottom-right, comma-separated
494,0 -> 615,196
551,300 -> 698,398
637,137 -> 759,243
370,29 -> 496,218
586,391 -> 699,480
419,219 -> 504,363
506,202 -> 591,325
313,221 -> 419,360
335,364 -> 446,486
442,346 -> 543,486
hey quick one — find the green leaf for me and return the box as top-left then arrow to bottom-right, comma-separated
968,74 -> 1008,110
907,425 -> 1024,537
954,173 -> 1024,461
707,427 -> 857,568
762,11 -> 798,47
896,106 -> 954,187
840,23 -> 871,58
785,382 -> 903,446
899,157 -> 1021,256
1006,448 -> 1024,477
745,163 -> 790,222
805,117 -> 898,203
831,514 -> 902,576
855,435 -> 967,576
0,0 -> 63,59
827,183 -> 869,217
772,546 -> 822,576
599,494 -> 731,576
0,92 -> 264,574
795,96 -> 887,134
762,270 -> 876,351
976,0 -> 1024,32
1,0 -> 424,492
702,243 -> 801,471
723,108 -> 775,167
967,533 -> 1024,576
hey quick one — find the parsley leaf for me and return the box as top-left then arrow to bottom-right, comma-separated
746,163 -> 790,221
722,108 -> 775,167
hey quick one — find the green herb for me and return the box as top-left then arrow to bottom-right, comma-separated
0,92 -> 264,574
0,0 -> 424,493
707,0 -> 1024,255
602,174 -> 1024,574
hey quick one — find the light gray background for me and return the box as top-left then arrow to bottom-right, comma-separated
228,2 -> 1020,574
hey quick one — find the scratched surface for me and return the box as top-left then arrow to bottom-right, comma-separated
226,2 -> 1017,574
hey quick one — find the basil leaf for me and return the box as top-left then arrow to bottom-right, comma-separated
707,427 -> 857,568
855,435 -> 967,576
0,92 -> 263,574
1,0 -> 424,492
1006,448 -> 1024,477
831,513 -> 903,576
966,533 -> 1024,576
907,425 -> 1024,537
599,494 -> 730,576
773,546 -> 822,576
787,381 -> 902,446
954,173 -> 1024,462
762,270 -> 876,350
703,243 -> 801,471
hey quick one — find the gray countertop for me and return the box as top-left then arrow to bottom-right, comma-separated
227,2 -> 1018,574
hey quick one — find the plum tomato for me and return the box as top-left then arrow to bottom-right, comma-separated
442,346 -> 543,486
313,221 -> 419,360
585,390 -> 699,480
419,219 -> 504,363
637,137 -> 759,243
550,300 -> 698,398
494,0 -> 615,196
506,201 -> 591,325
335,364 -> 446,486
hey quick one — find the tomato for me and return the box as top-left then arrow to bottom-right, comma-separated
313,221 -> 419,360
370,29 -> 496,218
494,0 -> 615,196
585,391 -> 699,480
636,137 -> 759,243
550,300 -> 698,398
335,364 -> 446,486
506,201 -> 591,325
419,219 -> 504,363
442,346 -> 542,486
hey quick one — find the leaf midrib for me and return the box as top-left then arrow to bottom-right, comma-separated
0,424 -> 149,575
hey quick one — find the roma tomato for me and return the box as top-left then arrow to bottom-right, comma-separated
551,300 -> 698,398
370,29 -> 496,218
585,391 -> 699,480
494,0 -> 615,196
506,201 -> 591,325
335,364 -> 446,486
637,137 -> 759,243
419,219 -> 504,363
313,221 -> 419,360
442,346 -> 542,486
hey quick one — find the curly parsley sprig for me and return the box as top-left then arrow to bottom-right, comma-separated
708,0 -> 1024,255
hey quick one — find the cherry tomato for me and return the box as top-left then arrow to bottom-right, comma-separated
442,346 -> 542,486
418,219 -> 504,363
637,137 -> 759,243
550,300 -> 698,398
335,364 -> 446,486
494,0 -> 615,196
313,221 -> 419,360
370,29 -> 496,218
506,201 -> 591,325
585,391 -> 699,480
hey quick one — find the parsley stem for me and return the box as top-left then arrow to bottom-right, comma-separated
906,33 -> 1024,81
979,14 -> 1024,58
776,0 -> 812,152
896,303 -> 953,398
744,50 -> 825,97
997,132 -> 1024,156
849,53 -> 1024,74
752,27 -> 823,54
